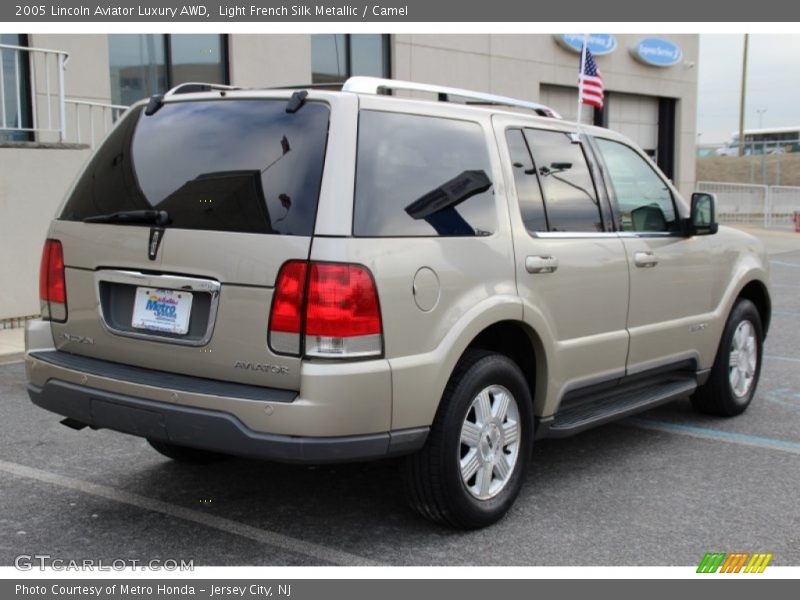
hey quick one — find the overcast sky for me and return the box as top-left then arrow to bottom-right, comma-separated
697,34 -> 800,144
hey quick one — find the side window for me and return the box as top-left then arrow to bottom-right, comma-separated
523,129 -> 604,232
354,111 -> 495,237
506,129 -> 548,233
595,138 -> 677,232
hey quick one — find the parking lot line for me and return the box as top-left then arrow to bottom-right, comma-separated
625,418 -> 800,455
765,354 -> 800,364
0,459 -> 380,567
770,260 -> 800,268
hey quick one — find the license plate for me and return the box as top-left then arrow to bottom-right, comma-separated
131,287 -> 193,335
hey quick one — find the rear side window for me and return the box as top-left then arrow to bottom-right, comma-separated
506,129 -> 548,233
522,129 -> 603,233
354,111 -> 495,237
60,100 -> 330,236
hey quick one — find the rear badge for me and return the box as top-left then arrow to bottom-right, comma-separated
62,333 -> 94,345
234,361 -> 289,375
148,227 -> 164,261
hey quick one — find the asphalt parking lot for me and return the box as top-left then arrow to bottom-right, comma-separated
1,235 -> 798,567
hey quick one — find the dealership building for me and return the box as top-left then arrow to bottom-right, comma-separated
0,33 -> 699,323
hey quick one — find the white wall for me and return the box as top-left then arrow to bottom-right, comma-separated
0,146 -> 92,319
29,34 -> 113,145
228,35 -> 312,87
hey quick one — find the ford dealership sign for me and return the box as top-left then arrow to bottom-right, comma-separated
556,34 -> 617,56
633,38 -> 683,67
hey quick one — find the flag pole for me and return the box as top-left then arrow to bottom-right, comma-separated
575,33 -> 590,143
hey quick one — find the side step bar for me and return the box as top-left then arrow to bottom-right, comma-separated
547,376 -> 697,438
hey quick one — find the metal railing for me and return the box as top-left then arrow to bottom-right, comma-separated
1,43 -> 128,147
65,99 -> 128,147
1,42 -> 68,141
696,181 -> 800,229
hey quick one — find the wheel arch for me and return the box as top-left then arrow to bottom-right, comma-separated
737,279 -> 771,336
462,320 -> 548,417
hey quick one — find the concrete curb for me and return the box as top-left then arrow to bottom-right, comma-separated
0,353 -> 24,365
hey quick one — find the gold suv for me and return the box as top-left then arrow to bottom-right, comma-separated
27,78 -> 771,528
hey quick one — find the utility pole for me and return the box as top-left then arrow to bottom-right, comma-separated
738,34 -> 749,157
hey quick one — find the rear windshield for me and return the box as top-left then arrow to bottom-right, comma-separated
60,99 -> 330,236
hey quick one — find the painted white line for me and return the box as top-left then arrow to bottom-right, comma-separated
0,459 -> 381,567
766,354 -> 800,364
625,419 -> 800,456
770,260 -> 800,269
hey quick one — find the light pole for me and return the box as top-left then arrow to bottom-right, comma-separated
757,108 -> 766,129
738,34 -> 749,157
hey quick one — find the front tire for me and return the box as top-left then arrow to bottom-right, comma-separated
403,350 -> 534,529
691,299 -> 763,417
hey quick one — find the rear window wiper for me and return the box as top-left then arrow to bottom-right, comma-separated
83,209 -> 169,226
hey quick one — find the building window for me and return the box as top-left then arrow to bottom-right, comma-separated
311,34 -> 390,84
0,34 -> 33,142
109,34 -> 228,106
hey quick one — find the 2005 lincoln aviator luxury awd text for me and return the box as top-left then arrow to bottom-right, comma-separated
26,77 -> 771,528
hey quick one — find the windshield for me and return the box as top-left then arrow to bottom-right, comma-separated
60,99 -> 330,236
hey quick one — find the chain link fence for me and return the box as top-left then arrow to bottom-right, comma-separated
696,181 -> 800,229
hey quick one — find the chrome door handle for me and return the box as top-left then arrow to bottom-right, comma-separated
525,255 -> 559,274
634,251 -> 658,268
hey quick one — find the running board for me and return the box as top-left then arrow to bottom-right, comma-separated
547,376 -> 697,438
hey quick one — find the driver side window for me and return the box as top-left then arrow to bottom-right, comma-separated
595,138 -> 678,232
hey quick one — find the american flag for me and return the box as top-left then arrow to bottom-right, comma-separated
579,47 -> 604,108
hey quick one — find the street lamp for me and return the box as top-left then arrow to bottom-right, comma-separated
756,109 -> 766,129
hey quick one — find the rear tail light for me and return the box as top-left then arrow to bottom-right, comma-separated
268,261 -> 383,359
268,260 -> 308,355
39,239 -> 67,322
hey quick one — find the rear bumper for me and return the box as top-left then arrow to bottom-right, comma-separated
25,350 -> 427,464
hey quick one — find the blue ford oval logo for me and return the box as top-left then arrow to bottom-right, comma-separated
556,34 -> 617,56
633,38 -> 683,67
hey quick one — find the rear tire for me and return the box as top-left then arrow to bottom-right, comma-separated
691,299 -> 763,417
148,439 -> 230,464
403,350 -> 534,529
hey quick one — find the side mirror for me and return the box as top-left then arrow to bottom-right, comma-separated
688,192 -> 718,235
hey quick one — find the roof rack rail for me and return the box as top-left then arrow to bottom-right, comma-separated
164,82 -> 242,97
342,76 -> 562,118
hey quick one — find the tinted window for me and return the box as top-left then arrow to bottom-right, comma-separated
506,129 -> 548,233
1,34 -> 32,142
595,138 -> 677,232
523,129 -> 603,232
60,100 -> 330,236
354,111 -> 496,237
108,34 -> 227,106
170,35 -> 226,87
311,34 -> 390,84
108,34 -> 168,106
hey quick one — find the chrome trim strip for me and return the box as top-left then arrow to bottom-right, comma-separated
93,270 -> 221,347
531,231 -> 684,240
533,231 -> 619,239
